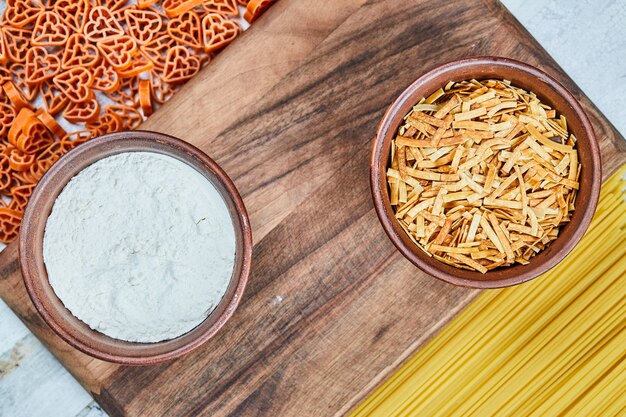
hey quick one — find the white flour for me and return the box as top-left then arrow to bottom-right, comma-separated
43,152 -> 236,343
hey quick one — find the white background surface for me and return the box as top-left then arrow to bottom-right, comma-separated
1,1 -> 625,416
504,0 -> 626,135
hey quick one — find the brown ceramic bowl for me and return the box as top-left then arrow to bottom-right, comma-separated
20,131 -> 253,365
371,57 -> 601,288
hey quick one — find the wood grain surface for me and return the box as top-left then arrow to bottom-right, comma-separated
1,0 -> 625,416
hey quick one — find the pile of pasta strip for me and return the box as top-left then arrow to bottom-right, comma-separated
0,0 -> 276,244
387,79 -> 580,273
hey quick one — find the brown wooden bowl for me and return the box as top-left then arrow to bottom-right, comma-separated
371,57 -> 601,288
20,131 -> 253,365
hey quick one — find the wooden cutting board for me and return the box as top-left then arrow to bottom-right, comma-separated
1,0 -> 625,416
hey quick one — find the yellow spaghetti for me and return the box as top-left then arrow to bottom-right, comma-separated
351,164 -> 626,417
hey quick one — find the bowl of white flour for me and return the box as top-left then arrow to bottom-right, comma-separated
19,131 -> 252,365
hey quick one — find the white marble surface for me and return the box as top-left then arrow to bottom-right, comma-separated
502,0 -> 626,136
0,301 -> 104,417
2,1 -> 626,416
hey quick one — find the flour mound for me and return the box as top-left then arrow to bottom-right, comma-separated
43,152 -> 236,343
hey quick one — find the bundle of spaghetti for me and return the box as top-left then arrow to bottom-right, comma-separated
351,163 -> 626,417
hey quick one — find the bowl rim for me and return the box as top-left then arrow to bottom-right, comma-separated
370,56 -> 602,288
19,131 -> 253,364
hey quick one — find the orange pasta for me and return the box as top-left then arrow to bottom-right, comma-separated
0,0 -> 276,243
